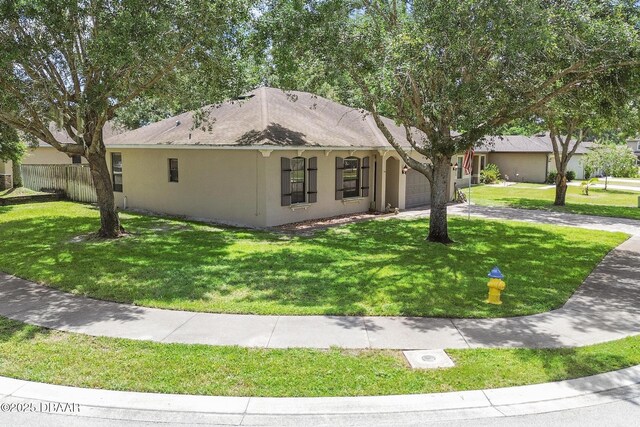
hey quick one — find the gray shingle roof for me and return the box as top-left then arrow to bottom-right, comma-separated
477,134 -> 593,155
35,88 -> 594,157
105,87 -> 413,149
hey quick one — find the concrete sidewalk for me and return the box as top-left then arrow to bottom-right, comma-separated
1,366 -> 640,425
567,181 -> 640,192
0,231 -> 638,350
396,204 -> 640,236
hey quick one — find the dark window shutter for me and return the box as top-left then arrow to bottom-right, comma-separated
335,157 -> 344,200
361,156 -> 370,197
281,157 -> 292,206
307,157 -> 318,203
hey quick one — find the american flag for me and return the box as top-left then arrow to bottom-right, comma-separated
463,149 -> 474,175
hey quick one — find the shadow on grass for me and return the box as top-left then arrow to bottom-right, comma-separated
0,202 -> 625,319
0,317 -> 49,343
486,196 -> 640,220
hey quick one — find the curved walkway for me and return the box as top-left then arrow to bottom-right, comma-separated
0,207 -> 639,349
1,366 -> 640,425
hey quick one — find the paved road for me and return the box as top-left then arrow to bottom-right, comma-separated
2,386 -> 640,427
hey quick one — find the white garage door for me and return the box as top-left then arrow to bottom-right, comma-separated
567,156 -> 585,180
405,169 -> 431,208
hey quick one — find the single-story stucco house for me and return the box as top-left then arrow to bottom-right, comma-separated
0,88 -> 463,227
1,88 -> 592,226
101,87 -> 455,227
474,134 -> 592,183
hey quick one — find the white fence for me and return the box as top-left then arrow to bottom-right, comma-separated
21,164 -> 98,203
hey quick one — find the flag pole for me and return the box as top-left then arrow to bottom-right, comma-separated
468,171 -> 471,220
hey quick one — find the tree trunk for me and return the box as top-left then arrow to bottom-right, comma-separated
554,172 -> 567,206
427,155 -> 453,244
11,159 -> 22,188
86,151 -> 123,238
604,175 -> 608,190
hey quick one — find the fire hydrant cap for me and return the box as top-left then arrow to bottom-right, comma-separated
488,266 -> 504,279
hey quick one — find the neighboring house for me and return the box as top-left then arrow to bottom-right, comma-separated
472,134 -> 592,183
627,139 -> 640,165
0,124 -> 118,189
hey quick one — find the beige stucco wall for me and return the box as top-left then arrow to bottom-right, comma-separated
0,146 -> 87,181
487,152 -> 548,183
22,146 -> 86,165
47,146 -> 456,228
107,148 -> 266,228
264,150 -> 378,227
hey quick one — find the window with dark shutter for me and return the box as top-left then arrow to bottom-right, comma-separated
343,157 -> 360,198
71,155 -> 82,164
335,157 -> 344,200
361,156 -> 370,197
307,157 -> 318,203
281,157 -> 292,206
111,152 -> 123,192
291,157 -> 306,203
168,158 -> 179,182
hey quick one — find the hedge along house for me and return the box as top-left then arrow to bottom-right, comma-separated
104,87 -> 453,228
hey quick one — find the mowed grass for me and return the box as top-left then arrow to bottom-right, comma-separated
0,187 -> 45,198
1,317 -> 640,397
0,202 -> 627,318
471,183 -> 640,220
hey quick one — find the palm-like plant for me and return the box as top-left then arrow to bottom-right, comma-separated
581,178 -> 600,195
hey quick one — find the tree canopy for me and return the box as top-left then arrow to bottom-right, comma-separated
261,0 -> 640,242
0,0 -> 255,236
0,123 -> 25,163
584,143 -> 639,184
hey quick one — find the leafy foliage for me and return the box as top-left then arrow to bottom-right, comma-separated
262,0 -> 640,242
584,143 -> 639,179
581,178 -> 600,195
0,123 -> 25,163
480,163 -> 501,184
0,0 -> 255,235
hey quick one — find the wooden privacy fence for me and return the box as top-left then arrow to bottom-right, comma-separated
21,164 -> 98,203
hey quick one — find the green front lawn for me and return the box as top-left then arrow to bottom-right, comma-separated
1,316 -> 639,397
471,183 -> 640,220
0,202 -> 626,318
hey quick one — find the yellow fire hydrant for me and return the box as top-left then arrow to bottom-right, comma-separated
486,266 -> 506,305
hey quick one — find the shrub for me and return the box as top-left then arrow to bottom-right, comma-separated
546,171 -> 557,184
548,171 -> 576,183
480,163 -> 501,184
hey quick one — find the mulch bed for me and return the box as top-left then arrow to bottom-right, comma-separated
274,211 -> 395,234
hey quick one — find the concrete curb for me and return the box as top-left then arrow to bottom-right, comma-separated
1,366 -> 640,424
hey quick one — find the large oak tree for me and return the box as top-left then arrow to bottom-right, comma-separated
263,0 -> 640,243
0,0 -> 252,237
